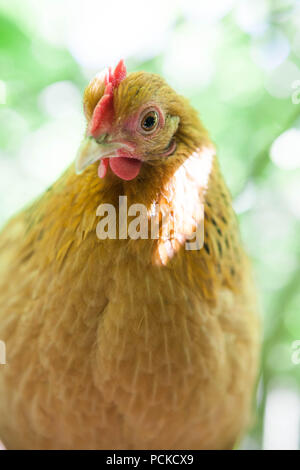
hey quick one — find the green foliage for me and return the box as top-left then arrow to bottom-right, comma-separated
0,0 -> 299,449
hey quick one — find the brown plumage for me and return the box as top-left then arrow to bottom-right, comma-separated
0,62 -> 260,449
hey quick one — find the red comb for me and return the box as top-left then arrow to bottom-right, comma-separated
89,59 -> 127,138
106,59 -> 127,88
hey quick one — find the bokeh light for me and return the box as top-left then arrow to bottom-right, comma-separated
0,0 -> 300,450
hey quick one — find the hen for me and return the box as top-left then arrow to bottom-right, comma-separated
0,60 -> 260,449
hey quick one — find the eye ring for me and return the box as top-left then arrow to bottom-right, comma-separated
139,109 -> 159,135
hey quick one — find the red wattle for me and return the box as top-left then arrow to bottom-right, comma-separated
109,157 -> 142,181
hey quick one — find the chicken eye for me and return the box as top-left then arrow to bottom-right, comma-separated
140,110 -> 159,134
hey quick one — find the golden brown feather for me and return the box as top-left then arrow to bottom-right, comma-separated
0,68 -> 260,449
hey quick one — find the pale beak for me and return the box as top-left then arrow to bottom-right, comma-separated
75,135 -> 124,174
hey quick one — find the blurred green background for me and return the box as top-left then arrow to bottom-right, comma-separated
0,0 -> 300,450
